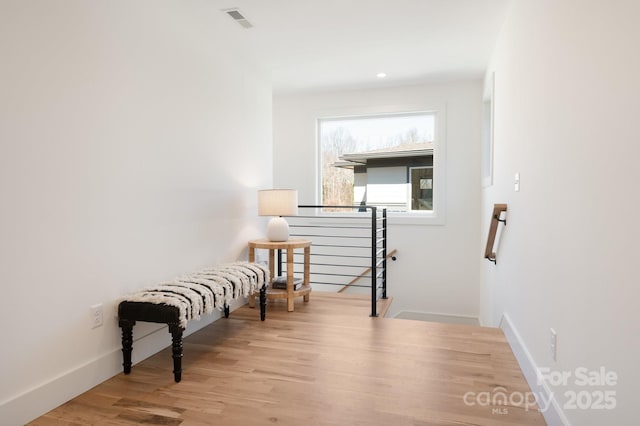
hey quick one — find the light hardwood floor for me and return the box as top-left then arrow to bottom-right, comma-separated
30,293 -> 546,425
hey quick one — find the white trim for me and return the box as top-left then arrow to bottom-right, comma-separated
393,310 -> 479,325
289,208 -> 444,226
0,305 -> 234,425
0,324 -> 164,425
499,313 -> 571,426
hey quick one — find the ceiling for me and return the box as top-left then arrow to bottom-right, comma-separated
212,0 -> 511,94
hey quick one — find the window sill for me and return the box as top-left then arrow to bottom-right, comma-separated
292,209 -> 445,226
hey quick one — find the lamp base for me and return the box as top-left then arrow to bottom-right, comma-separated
267,217 -> 290,242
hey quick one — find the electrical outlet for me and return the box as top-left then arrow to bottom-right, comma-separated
514,172 -> 520,192
550,328 -> 557,361
91,303 -> 103,329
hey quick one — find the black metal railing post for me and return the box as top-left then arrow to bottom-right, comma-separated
277,249 -> 283,276
370,207 -> 378,317
382,208 -> 387,300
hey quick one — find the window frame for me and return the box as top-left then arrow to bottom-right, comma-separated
315,105 -> 447,226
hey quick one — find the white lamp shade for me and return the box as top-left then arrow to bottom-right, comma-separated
258,189 -> 298,217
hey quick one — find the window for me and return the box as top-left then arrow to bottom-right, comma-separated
409,166 -> 433,211
318,112 -> 438,214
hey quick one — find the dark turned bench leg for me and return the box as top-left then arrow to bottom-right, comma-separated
168,323 -> 183,383
119,319 -> 184,382
224,304 -> 230,318
119,319 -> 135,374
260,285 -> 266,321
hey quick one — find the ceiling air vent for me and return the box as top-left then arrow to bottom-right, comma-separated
223,8 -> 253,29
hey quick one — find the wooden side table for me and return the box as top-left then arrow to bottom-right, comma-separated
248,238 -> 311,312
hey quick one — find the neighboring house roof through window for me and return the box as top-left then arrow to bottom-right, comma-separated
334,142 -> 433,168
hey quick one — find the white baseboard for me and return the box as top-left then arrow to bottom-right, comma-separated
499,313 -> 571,426
0,306 -> 230,426
1,341 -> 147,426
393,310 -> 479,326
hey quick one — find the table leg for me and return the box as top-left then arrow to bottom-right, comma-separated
287,248 -> 294,311
304,246 -> 310,303
269,249 -> 275,280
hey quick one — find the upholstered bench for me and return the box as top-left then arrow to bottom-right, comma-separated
118,262 -> 269,382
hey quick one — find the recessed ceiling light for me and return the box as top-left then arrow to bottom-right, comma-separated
376,72 -> 387,79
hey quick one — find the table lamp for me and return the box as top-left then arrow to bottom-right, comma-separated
258,189 -> 299,242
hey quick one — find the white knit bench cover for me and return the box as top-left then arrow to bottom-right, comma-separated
119,261 -> 270,327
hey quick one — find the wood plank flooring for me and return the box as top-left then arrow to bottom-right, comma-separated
30,293 -> 546,425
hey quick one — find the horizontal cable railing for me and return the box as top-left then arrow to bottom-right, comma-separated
284,205 -> 390,317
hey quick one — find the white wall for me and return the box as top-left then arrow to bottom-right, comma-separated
273,81 -> 482,319
0,1 -> 272,424
481,1 -> 640,424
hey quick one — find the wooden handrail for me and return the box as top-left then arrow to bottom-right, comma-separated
338,249 -> 398,293
484,204 -> 507,264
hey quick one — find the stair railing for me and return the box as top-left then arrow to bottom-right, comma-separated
484,203 -> 508,264
284,205 -> 390,317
